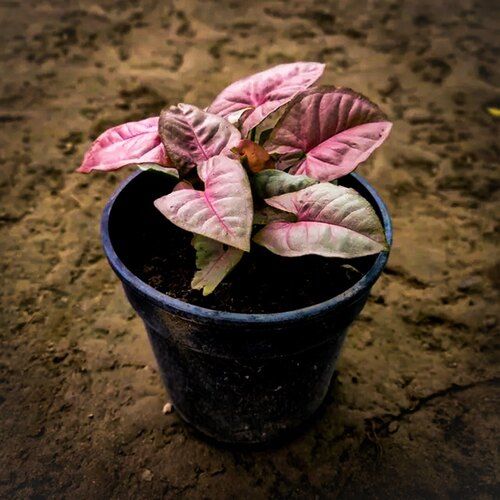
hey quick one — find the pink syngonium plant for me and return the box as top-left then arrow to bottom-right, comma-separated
78,62 -> 392,295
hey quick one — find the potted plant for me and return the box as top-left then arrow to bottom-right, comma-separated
78,62 -> 393,444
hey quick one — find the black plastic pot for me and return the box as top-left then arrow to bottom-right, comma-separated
101,170 -> 392,444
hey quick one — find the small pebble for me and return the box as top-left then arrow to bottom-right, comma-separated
376,76 -> 399,97
388,421 -> 399,434
405,107 -> 432,124
457,275 -> 482,293
141,469 -> 153,482
483,316 -> 497,330
162,402 -> 173,414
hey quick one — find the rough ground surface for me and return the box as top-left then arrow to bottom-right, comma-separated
0,0 -> 499,498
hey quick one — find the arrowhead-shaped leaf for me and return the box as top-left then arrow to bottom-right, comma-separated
265,87 -> 392,182
191,235 -> 243,295
159,103 -> 241,173
154,155 -> 253,251
252,169 -> 318,199
208,62 -> 325,136
77,117 -> 169,173
253,183 -> 387,257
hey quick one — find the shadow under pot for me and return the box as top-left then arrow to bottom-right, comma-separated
101,170 -> 392,444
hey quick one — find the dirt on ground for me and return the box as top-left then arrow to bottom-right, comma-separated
0,0 -> 499,498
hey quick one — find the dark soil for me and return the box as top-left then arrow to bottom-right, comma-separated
140,241 -> 375,313
116,172 -> 377,314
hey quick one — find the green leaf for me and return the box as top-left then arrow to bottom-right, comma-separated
191,235 -> 243,295
258,128 -> 273,145
253,206 -> 297,225
252,169 -> 318,199
138,163 -> 179,177
253,104 -> 286,144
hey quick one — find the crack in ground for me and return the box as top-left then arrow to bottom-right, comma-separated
324,377 -> 500,499
365,376 -> 500,437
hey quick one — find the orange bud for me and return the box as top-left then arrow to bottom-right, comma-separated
235,139 -> 275,173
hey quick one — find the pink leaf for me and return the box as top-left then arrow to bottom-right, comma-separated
154,155 -> 253,251
253,183 -> 387,257
159,104 -> 241,173
266,87 -> 392,181
77,117 -> 169,173
208,62 -> 325,136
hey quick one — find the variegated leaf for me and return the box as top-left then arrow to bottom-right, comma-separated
77,117 -> 169,173
191,235 -> 243,295
159,103 -> 241,173
253,183 -> 387,257
154,155 -> 253,251
208,62 -> 325,136
252,169 -> 318,199
266,87 -> 392,181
